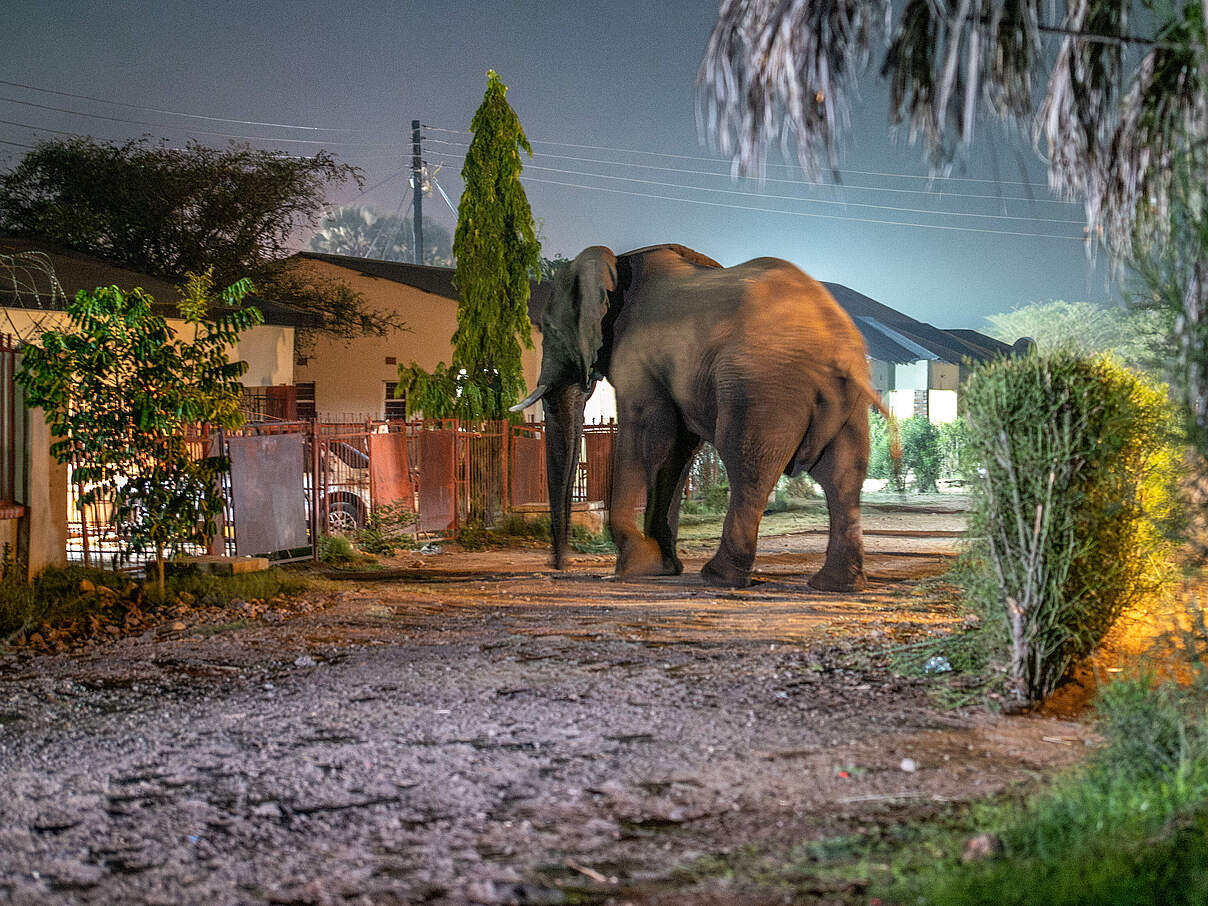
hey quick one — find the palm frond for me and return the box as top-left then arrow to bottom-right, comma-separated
697,0 -> 891,180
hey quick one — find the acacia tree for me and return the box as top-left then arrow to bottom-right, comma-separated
982,300 -> 1167,372
0,136 -> 404,341
16,273 -> 263,594
698,0 -> 1208,441
398,70 -> 541,420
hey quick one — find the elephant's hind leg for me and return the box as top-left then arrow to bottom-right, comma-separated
702,420 -> 801,588
807,414 -> 869,592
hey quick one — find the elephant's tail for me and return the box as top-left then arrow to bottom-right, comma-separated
857,376 -> 903,466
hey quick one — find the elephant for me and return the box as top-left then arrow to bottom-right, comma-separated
511,243 -> 888,591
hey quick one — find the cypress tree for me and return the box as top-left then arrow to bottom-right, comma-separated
399,70 -> 540,419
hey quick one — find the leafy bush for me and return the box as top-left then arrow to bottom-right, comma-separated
900,416 -> 943,492
16,276 -> 262,594
353,502 -> 416,555
937,416 -> 974,484
868,411 -> 900,486
961,350 -> 1178,701
317,533 -> 358,563
683,484 -> 730,515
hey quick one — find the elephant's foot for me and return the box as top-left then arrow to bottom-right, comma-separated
615,535 -> 680,579
807,564 -> 866,593
701,555 -> 752,588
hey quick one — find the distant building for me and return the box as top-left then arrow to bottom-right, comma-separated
284,252 -> 1008,426
0,236 -> 315,418
287,251 -> 551,422
823,282 -> 1012,424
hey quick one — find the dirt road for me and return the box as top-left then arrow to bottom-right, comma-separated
0,514 -> 1097,905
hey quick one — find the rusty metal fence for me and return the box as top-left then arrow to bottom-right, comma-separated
66,418 -> 618,567
0,335 -> 22,520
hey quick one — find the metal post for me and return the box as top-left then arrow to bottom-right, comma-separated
411,120 -> 424,265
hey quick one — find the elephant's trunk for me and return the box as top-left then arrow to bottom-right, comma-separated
543,382 -> 588,569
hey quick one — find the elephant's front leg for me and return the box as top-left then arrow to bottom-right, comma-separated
807,413 -> 869,592
609,402 -> 681,579
643,429 -> 700,575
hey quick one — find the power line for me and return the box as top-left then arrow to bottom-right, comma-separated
338,169 -> 409,204
0,118 -> 77,137
0,95 -> 399,149
0,138 -> 33,149
516,174 -> 1088,242
430,138 -> 1074,206
428,148 -> 1084,226
424,123 -> 1055,190
0,79 -> 1060,193
0,79 -> 361,131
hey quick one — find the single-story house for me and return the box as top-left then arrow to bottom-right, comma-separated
286,250 -> 1008,426
287,251 -> 552,422
0,236 -> 316,398
823,282 -> 1013,423
0,236 -> 319,574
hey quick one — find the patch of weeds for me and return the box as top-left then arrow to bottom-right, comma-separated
493,512 -> 552,543
317,533 -> 361,564
353,502 -> 416,555
884,665 -> 1208,906
164,568 -> 307,608
456,521 -> 492,551
885,625 -> 1005,709
3,563 -> 311,645
451,514 -> 613,554
570,524 -> 614,554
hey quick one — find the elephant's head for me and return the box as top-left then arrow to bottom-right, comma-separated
510,246 -> 617,567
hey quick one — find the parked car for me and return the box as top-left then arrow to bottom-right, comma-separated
318,440 -> 371,533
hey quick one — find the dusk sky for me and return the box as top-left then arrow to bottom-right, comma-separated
3,1 -> 1115,330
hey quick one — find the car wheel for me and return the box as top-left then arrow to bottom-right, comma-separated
326,499 -> 364,533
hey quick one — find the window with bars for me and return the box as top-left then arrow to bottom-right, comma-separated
384,381 -> 406,420
295,382 -> 316,420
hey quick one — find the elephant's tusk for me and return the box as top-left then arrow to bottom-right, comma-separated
509,384 -> 549,412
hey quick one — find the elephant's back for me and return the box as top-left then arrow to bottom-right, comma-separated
719,258 -> 868,355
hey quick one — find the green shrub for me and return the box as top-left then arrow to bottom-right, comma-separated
937,416 -> 974,484
901,415 -> 944,492
868,411 -> 898,484
570,524 -> 614,553
683,483 -> 730,515
961,350 -> 1178,701
353,502 -> 416,555
317,533 -> 358,563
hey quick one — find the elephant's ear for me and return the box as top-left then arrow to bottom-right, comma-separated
574,246 -> 616,387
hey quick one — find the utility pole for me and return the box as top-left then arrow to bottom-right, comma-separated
411,120 -> 424,266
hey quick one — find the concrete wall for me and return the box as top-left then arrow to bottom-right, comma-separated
19,407 -> 67,578
868,359 -> 894,396
232,325 -> 295,387
292,259 -> 542,421
928,361 -> 960,391
1,307 -> 292,389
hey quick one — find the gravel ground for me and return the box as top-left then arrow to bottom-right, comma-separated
0,516 -> 1098,905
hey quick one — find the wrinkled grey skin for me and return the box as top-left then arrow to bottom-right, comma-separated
515,244 -> 880,591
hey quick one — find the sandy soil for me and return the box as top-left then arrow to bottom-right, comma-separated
0,503 -> 1101,905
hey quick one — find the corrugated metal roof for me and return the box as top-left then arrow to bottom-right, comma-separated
0,236 -> 320,327
823,280 -> 1006,364
297,250 -> 552,326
